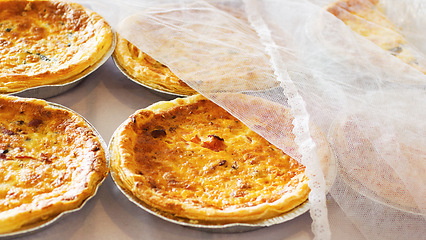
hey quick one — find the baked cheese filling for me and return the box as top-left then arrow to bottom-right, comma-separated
0,0 -> 113,93
0,95 -> 107,234
111,95 -> 309,223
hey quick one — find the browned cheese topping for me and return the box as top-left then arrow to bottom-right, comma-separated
126,99 -> 306,210
0,0 -> 113,93
0,95 -> 107,234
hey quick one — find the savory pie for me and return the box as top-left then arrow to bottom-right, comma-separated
327,0 -> 426,74
0,0 -> 114,94
0,95 -> 108,234
113,34 -> 197,96
330,113 -> 422,213
110,94 -> 311,224
113,3 -> 280,96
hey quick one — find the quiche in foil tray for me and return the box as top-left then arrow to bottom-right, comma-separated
0,95 -> 108,236
0,0 -> 114,97
109,94 -> 331,231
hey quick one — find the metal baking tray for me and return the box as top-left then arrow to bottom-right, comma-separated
0,101 -> 109,239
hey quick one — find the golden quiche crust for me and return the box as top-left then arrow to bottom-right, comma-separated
0,0 -> 114,93
0,95 -> 108,234
110,94 -> 310,223
327,0 -> 425,74
113,34 -> 197,96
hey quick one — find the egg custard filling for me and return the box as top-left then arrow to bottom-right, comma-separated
0,95 -> 108,234
110,95 -> 311,224
0,0 -> 114,93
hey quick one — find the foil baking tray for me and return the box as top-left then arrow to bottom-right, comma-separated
0,101 -> 109,239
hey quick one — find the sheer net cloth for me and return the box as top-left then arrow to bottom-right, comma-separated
86,0 -> 426,239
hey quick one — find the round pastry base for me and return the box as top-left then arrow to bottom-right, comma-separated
0,102 -> 109,239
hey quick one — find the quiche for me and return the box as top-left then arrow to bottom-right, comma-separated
113,4 -> 280,96
327,0 -> 426,74
0,95 -> 108,235
330,113 -> 422,213
0,0 -> 114,94
110,94 -> 311,224
113,34 -> 197,96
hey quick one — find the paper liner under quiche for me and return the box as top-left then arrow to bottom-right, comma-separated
0,0 -> 114,94
110,94 -> 315,224
0,95 -> 108,235
327,0 -> 426,74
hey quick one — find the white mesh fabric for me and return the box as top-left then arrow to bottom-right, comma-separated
81,0 -> 426,239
